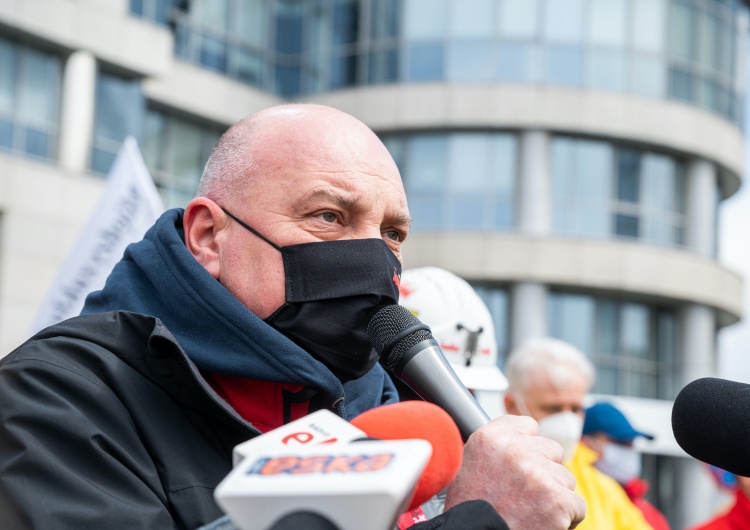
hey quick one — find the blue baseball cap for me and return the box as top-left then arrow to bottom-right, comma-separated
583,402 -> 654,443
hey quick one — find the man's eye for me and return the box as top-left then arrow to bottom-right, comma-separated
320,212 -> 337,223
384,229 -> 402,242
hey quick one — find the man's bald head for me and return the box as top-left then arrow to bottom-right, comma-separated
196,104 -> 396,205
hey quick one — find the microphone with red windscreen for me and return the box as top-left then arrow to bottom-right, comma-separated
351,400 -> 464,510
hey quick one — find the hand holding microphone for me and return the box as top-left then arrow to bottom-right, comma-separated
368,304 -> 586,530
445,415 -> 585,530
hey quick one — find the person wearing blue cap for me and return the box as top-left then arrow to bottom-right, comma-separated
582,402 -> 670,530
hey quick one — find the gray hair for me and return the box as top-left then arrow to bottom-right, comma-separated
505,337 -> 595,393
196,114 -> 259,204
196,103 -> 334,203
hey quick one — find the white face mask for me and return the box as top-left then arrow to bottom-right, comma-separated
537,412 -> 584,463
594,442 -> 641,484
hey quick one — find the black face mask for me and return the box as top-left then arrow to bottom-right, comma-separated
222,209 -> 402,381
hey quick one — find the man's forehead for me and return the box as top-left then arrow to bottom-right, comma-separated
526,369 -> 586,397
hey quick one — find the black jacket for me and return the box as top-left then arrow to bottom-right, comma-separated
0,311 -> 255,529
0,312 -> 509,530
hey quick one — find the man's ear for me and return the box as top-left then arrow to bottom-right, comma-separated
183,198 -> 226,280
503,392 -> 520,415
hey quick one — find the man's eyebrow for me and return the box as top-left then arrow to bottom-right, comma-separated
295,187 -> 412,228
389,212 -> 413,229
295,188 -> 356,209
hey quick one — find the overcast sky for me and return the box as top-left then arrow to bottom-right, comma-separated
717,48 -> 750,384
717,151 -> 750,384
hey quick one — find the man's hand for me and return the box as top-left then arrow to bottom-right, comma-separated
444,415 -> 586,530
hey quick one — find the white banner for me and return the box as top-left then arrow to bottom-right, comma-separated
30,137 -> 164,334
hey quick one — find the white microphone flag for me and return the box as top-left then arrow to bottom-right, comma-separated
30,137 -> 164,334
231,409 -> 369,466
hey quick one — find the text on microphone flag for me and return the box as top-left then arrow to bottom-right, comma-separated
247,453 -> 396,476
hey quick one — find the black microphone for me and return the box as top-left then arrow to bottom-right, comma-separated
671,377 -> 750,477
368,304 -> 490,441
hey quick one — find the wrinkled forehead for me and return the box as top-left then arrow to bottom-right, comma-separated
271,112 -> 397,168
246,113 -> 404,195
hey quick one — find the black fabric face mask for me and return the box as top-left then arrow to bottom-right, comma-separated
222,209 -> 402,382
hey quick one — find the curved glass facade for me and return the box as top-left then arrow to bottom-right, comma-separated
384,131 -> 691,251
383,132 -> 517,231
552,136 -> 687,247
132,0 -> 748,126
463,285 -> 679,400
548,291 -> 678,400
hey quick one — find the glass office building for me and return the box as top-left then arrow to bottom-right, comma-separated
0,0 -> 747,527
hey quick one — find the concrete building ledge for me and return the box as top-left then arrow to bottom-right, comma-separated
143,61 -> 283,126
0,0 -> 172,77
311,84 -> 744,197
403,232 -> 743,325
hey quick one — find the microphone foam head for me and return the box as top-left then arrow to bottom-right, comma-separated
367,304 -> 433,373
351,401 -> 463,510
672,377 -> 750,477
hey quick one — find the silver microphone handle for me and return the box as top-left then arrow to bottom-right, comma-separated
398,343 -> 490,441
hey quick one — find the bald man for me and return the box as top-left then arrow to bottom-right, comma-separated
0,105 -> 584,530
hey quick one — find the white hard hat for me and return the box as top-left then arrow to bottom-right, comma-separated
398,267 -> 508,392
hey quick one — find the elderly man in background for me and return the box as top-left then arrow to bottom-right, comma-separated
0,105 -> 584,530
504,337 -> 654,530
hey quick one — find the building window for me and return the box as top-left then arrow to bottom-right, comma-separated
178,0 -> 270,91
141,108 -> 226,208
552,136 -> 687,249
548,292 -> 678,400
91,71 -> 145,174
381,132 -> 516,231
469,284 -> 510,369
91,69 -> 223,204
0,36 -> 61,161
130,0 -> 175,26
133,0 -> 270,90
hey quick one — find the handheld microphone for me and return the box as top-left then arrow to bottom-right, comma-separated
672,377 -> 750,477
351,401 -> 463,510
215,411 -> 432,530
368,304 -> 490,441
